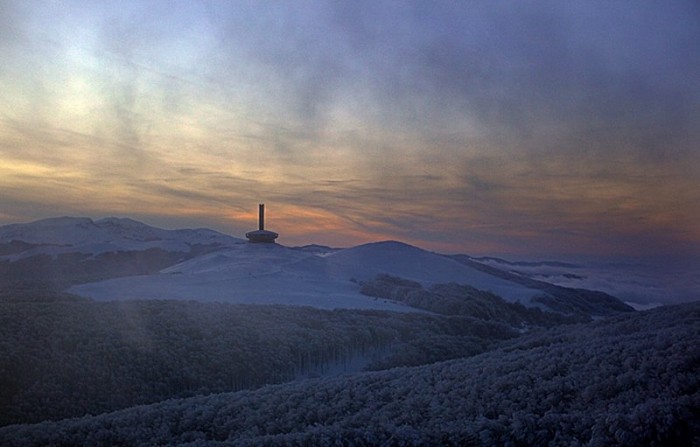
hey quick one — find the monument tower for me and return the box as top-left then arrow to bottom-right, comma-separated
245,203 -> 278,243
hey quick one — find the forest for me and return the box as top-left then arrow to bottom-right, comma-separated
0,300 -> 697,446
0,277 -> 543,427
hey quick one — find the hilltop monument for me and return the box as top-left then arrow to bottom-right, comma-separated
245,203 -> 279,243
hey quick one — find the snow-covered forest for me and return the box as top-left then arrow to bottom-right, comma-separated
0,217 -> 698,445
1,301 -> 697,446
0,279 -> 560,427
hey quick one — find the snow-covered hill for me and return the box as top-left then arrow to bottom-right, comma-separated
72,243 -> 415,312
0,217 -> 242,259
321,241 -> 541,301
0,217 -> 689,447
1,217 -> 630,314
69,240 -> 552,311
2,301 -> 696,446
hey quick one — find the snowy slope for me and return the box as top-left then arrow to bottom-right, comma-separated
319,241 -> 540,302
2,217 -> 627,314
71,243 -> 418,312
72,240 -> 546,311
0,217 -> 242,260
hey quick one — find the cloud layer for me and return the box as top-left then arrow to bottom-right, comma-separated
1,0 -> 699,260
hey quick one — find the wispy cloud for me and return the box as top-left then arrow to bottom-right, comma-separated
0,0 -> 698,260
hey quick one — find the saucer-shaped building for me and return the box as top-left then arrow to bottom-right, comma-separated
245,203 -> 278,243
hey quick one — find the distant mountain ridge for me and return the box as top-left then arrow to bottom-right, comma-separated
0,217 -> 632,316
466,255 -> 582,269
0,216 -> 242,252
290,244 -> 342,256
0,217 -> 242,288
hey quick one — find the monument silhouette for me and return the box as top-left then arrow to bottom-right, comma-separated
245,203 -> 278,243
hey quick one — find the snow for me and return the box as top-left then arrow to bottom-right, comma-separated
473,254 -> 700,306
320,241 -> 542,302
0,217 -> 243,260
71,243 -> 419,312
625,301 -> 664,311
2,217 -> 552,311
71,240 -> 544,311
2,301 -> 697,446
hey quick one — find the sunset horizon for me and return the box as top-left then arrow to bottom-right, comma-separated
2,1 -> 698,261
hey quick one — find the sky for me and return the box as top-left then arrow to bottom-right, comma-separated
1,0 -> 699,261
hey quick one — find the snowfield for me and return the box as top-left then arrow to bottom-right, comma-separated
0,217 -> 242,260
0,217 -> 632,313
70,241 -> 545,310
70,243 -> 418,312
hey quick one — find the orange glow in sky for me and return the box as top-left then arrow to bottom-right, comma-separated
1,1 -> 699,260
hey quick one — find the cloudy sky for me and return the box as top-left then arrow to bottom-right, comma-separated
1,0 -> 699,260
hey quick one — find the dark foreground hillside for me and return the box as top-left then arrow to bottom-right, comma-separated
2,301 -> 698,446
0,297 -> 520,426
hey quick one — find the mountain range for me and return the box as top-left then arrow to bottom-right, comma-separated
1,216 -> 696,446
0,216 -> 630,316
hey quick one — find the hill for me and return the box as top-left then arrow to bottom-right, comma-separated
0,217 -> 240,289
1,301 -> 697,446
0,216 -> 691,446
1,217 -> 631,316
0,216 -> 240,255
0,299 -> 524,426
